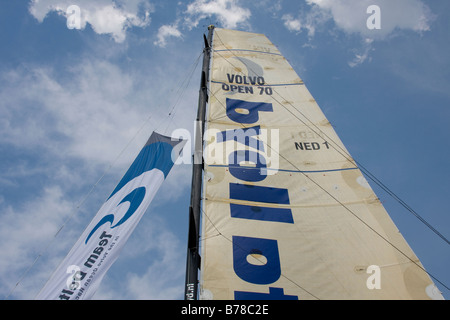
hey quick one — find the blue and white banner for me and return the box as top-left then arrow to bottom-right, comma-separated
36,132 -> 186,300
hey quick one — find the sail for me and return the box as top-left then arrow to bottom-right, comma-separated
36,132 -> 185,300
200,28 -> 443,300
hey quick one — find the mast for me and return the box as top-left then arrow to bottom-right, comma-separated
184,25 -> 214,300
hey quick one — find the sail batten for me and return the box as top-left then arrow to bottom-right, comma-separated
199,28 -> 442,300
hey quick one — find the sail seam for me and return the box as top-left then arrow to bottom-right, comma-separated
211,80 -> 304,87
205,197 -> 379,208
208,164 -> 358,174
214,49 -> 282,56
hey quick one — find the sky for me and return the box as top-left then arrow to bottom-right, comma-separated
0,0 -> 449,300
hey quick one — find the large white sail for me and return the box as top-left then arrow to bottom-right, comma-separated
36,132 -> 185,300
200,28 -> 443,300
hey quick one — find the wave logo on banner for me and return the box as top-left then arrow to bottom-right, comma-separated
82,133 -> 186,241
35,132 -> 185,300
85,186 -> 145,244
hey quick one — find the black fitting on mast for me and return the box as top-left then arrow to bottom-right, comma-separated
184,25 -> 214,301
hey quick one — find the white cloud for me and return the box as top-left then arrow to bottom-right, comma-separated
283,0 -> 434,67
282,4 -> 330,38
0,61 -> 141,166
28,0 -> 152,43
0,186 -> 75,298
124,220 -> 185,299
305,0 -> 433,38
185,0 -> 251,29
154,24 -> 183,47
348,38 -> 374,68
153,0 -> 252,47
0,57 -> 198,188
282,14 -> 301,33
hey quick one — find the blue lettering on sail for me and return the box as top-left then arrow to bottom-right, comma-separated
229,150 -> 267,182
226,98 -> 273,124
230,204 -> 293,223
235,287 -> 298,300
223,95 -> 296,299
232,236 -> 281,285
229,184 -> 294,223
217,126 -> 264,152
230,183 -> 290,204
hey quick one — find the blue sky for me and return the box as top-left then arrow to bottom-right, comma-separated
0,0 -> 449,300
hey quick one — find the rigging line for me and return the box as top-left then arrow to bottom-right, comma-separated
212,33 -> 450,247
353,164 -> 450,246
204,74 -> 450,293
5,52 -> 204,300
159,51 -> 204,135
198,205 -> 321,300
169,51 -> 203,116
